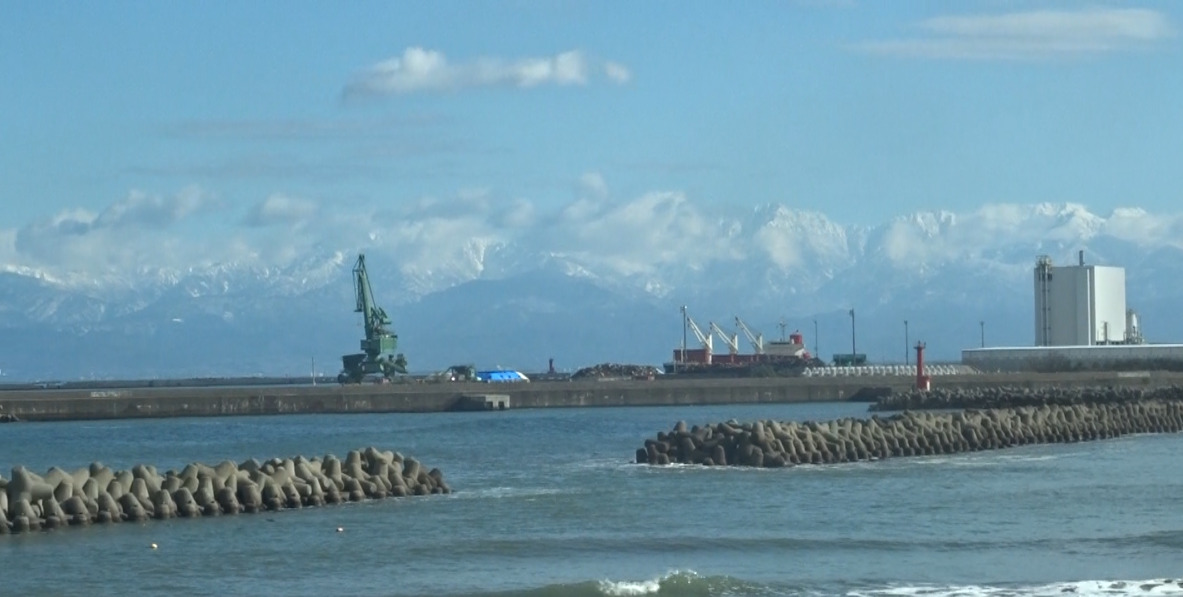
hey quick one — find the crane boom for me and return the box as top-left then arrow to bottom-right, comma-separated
354,254 -> 392,344
734,316 -> 764,354
685,314 -> 713,354
339,254 -> 407,383
709,321 -> 740,355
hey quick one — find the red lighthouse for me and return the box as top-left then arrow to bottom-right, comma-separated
915,342 -> 931,391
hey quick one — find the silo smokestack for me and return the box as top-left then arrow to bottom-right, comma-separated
1078,250 -> 1084,266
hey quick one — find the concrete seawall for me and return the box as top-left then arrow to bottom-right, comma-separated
2,371 -> 1182,422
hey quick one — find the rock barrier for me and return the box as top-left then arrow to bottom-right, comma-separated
1,446 -> 449,535
636,400 -> 1183,467
869,385 -> 1183,412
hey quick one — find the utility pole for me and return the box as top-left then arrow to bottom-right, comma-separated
904,320 -> 909,366
680,305 -> 688,372
849,308 -> 857,362
813,318 -> 819,358
980,320 -> 985,348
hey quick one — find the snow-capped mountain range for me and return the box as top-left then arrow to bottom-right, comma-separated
2,201 -> 1181,381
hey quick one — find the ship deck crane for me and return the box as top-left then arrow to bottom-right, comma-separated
734,316 -> 764,355
709,321 -> 740,355
339,254 -> 407,383
685,313 -> 713,364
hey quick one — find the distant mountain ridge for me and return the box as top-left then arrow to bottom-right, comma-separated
2,201 -> 1181,381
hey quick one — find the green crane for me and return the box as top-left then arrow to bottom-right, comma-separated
338,254 -> 407,383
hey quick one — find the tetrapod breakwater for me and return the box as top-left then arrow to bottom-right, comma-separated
869,385 -> 1183,412
636,400 -> 1183,467
0,447 -> 449,535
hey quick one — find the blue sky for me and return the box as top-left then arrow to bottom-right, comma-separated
2,2 -> 1182,281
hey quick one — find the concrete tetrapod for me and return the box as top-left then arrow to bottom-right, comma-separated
637,400 -> 1183,467
870,385 -> 1183,412
1,446 -> 450,535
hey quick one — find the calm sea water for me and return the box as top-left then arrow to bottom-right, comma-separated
2,401 -> 1182,596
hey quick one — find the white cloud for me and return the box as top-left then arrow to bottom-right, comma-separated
1103,207 -> 1183,248
547,191 -> 731,276
793,0 -> 856,7
343,47 -> 630,97
755,225 -> 803,270
860,8 -> 1174,60
495,198 -> 536,230
556,196 -> 608,224
0,228 -> 17,266
744,206 -> 854,274
408,190 -> 494,220
579,171 -> 608,198
96,186 -> 211,229
923,9 -> 1171,41
880,220 -> 925,264
11,188 -> 223,272
357,204 -> 510,292
864,202 -> 1136,268
603,61 -> 632,83
244,194 -> 319,227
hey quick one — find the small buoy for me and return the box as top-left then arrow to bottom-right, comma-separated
336,527 -> 344,533
150,543 -> 158,549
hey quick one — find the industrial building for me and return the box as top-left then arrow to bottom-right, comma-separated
962,253 -> 1173,372
1033,251 -> 1139,346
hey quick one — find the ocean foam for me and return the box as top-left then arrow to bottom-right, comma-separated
449,486 -> 565,500
850,579 -> 1183,597
596,570 -> 698,596
597,577 -> 662,596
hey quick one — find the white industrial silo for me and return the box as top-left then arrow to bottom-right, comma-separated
1032,252 -> 1127,346
1125,308 -> 1143,344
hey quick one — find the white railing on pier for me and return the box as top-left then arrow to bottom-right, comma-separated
801,364 -> 976,377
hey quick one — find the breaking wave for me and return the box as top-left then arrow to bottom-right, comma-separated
849,579 -> 1183,597
442,572 -> 1183,597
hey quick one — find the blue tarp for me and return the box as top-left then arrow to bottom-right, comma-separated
475,370 -> 529,382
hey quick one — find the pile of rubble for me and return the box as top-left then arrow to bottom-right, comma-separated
571,363 -> 661,381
